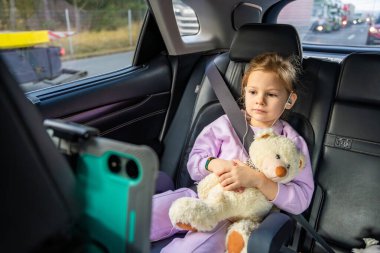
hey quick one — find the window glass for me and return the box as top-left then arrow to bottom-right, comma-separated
0,0 -> 147,92
277,0 -> 380,48
172,0 -> 200,36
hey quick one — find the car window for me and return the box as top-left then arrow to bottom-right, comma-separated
277,0 -> 380,48
172,0 -> 200,36
0,0 -> 147,93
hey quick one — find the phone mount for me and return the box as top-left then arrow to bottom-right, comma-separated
44,119 -> 157,253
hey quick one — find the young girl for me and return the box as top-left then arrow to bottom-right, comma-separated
150,52 -> 314,253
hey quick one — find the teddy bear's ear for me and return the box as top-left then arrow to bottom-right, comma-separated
299,154 -> 306,170
256,128 -> 276,140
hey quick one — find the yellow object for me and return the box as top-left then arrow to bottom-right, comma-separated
0,30 -> 50,49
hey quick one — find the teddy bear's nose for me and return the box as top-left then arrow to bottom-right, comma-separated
275,166 -> 287,177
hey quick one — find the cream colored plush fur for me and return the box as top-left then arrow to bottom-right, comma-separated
352,238 -> 380,253
169,129 -> 305,253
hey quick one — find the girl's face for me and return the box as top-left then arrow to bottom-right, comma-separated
244,70 -> 296,128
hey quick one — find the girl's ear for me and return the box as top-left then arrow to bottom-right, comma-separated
285,92 -> 298,110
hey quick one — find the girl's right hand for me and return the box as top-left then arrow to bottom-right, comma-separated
207,158 -> 237,176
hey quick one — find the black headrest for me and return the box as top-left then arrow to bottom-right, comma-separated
337,53 -> 380,104
229,24 -> 302,62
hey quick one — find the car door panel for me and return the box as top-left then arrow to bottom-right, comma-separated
34,55 -> 172,152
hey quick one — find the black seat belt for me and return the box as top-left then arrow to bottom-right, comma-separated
206,61 -> 335,253
205,62 -> 254,152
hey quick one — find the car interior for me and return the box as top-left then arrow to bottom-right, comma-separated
1,0 -> 380,252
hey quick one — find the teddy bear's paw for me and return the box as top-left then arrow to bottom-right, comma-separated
226,219 -> 260,253
169,198 -> 194,225
227,231 -> 245,253
169,197 -> 218,231
176,222 -> 197,232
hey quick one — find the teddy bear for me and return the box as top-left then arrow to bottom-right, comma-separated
168,129 -> 305,253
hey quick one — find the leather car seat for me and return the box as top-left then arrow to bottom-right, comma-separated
153,23 -> 309,253
301,53 -> 380,252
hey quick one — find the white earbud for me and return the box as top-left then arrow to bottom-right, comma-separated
273,91 -> 294,127
285,92 -> 293,108
287,96 -> 292,105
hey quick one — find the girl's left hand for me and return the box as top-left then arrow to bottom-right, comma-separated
219,160 -> 266,191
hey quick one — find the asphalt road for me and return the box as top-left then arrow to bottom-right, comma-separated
62,51 -> 135,77
303,22 -> 368,46
23,51 -> 134,92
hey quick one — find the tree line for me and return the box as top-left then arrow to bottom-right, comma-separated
0,0 -> 147,31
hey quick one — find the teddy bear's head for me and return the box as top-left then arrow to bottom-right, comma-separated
249,129 -> 305,184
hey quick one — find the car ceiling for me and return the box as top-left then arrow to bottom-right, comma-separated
147,0 -> 282,55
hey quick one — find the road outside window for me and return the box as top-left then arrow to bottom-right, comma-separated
278,0 -> 380,48
0,0 -> 147,93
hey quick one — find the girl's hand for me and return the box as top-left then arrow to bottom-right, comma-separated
207,158 -> 237,176
219,160 -> 267,191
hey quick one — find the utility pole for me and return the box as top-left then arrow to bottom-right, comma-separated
9,0 -> 16,30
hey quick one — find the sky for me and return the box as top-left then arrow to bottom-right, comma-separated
341,0 -> 380,12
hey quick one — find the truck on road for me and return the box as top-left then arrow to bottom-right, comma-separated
0,30 -> 86,85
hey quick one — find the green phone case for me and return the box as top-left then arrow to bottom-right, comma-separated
76,137 -> 158,253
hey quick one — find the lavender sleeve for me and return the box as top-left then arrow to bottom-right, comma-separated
271,132 -> 315,214
186,115 -> 246,182
186,123 -> 222,182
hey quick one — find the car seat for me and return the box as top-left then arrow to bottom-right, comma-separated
298,53 -> 380,253
174,24 -> 308,190
0,53 -> 82,252
153,23 -> 313,253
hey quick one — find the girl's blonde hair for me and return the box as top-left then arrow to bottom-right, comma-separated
241,52 -> 301,96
